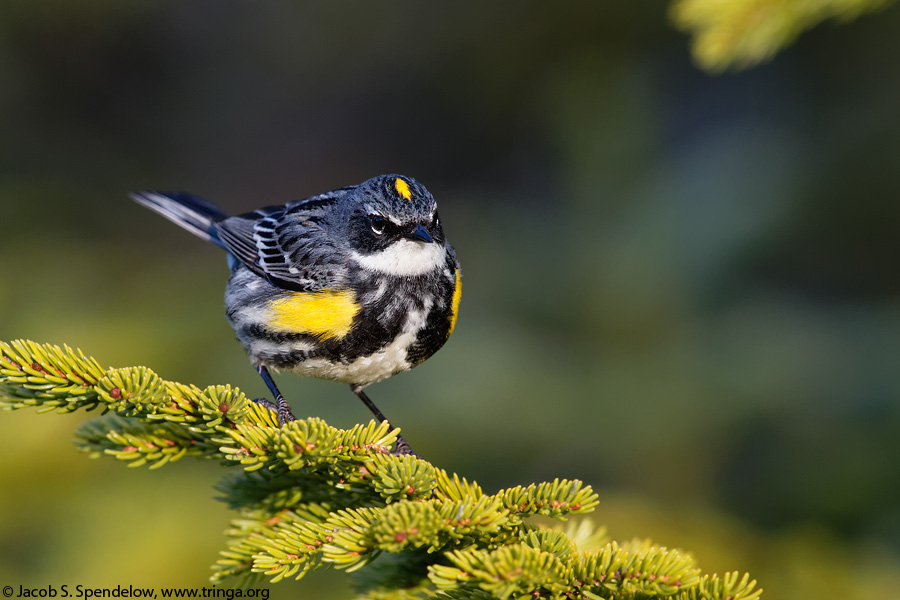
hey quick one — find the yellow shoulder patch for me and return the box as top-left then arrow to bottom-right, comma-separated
267,289 -> 360,340
394,177 -> 412,200
447,269 -> 462,338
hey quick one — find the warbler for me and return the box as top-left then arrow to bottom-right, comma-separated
130,174 -> 461,455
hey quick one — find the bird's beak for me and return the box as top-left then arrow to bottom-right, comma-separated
406,224 -> 433,243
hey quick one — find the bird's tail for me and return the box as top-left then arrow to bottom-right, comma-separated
130,191 -> 229,248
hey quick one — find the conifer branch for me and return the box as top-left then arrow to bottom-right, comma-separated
1,340 -> 762,600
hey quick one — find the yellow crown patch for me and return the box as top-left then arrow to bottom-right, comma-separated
394,177 -> 412,200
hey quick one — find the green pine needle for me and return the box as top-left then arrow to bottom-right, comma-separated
1,340 -> 763,600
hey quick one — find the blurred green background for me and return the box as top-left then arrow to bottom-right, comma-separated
2,2 -> 900,599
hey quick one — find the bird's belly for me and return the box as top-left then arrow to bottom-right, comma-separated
243,305 -> 429,386
285,322 -> 420,385
226,265 -> 453,387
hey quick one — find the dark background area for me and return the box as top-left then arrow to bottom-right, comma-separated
2,2 -> 899,598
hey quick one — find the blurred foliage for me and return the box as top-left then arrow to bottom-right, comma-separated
671,0 -> 896,71
1,1 -> 900,599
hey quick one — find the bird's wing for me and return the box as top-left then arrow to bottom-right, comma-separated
214,192 -> 348,292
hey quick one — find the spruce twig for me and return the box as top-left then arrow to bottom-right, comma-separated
1,340 -> 762,600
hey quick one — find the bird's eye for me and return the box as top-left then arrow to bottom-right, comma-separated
431,211 -> 441,229
370,214 -> 387,235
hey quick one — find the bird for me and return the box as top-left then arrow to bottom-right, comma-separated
130,174 -> 461,455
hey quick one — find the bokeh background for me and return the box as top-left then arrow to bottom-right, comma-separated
2,2 -> 900,599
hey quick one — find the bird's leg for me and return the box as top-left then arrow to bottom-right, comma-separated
256,365 -> 296,425
351,384 -> 418,457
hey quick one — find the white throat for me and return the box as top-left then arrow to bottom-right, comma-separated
351,240 -> 446,276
